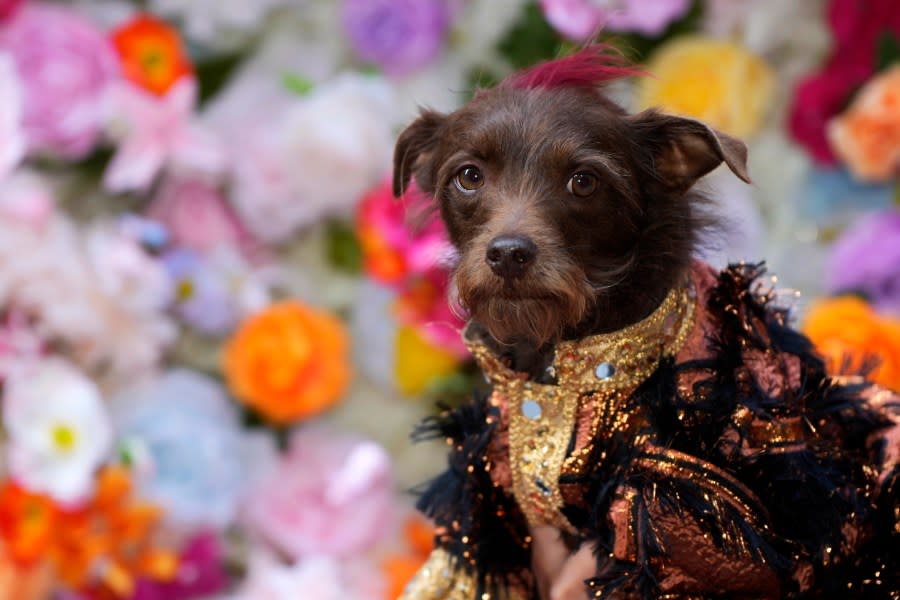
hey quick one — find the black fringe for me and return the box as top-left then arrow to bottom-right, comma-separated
412,393 -> 532,597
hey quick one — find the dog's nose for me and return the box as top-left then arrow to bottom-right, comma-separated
486,235 -> 537,279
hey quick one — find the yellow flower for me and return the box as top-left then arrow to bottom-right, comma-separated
224,301 -> 351,424
394,326 -> 460,396
636,35 -> 774,138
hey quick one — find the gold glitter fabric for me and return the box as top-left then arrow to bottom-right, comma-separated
465,279 -> 696,533
400,548 -> 525,600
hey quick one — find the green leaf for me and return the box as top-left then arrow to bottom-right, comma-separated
195,51 -> 246,105
325,220 -> 363,274
282,72 -> 315,96
876,30 -> 900,72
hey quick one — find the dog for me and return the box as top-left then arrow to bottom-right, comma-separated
394,46 -> 900,599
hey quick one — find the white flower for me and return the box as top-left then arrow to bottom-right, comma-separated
3,358 -> 112,504
149,0 -> 295,50
224,73 -> 397,242
0,52 -> 25,181
230,554 -> 384,600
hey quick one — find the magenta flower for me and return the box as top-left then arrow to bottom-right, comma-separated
104,77 -> 225,193
242,426 -> 395,561
827,209 -> 900,314
342,0 -> 451,76
0,53 -> 24,181
540,0 -> 691,39
132,532 -> 228,600
0,2 -> 119,159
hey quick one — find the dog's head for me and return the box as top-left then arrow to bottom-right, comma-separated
393,46 -> 750,347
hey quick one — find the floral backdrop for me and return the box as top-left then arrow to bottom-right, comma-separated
0,0 -> 898,598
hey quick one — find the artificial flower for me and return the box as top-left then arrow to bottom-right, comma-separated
0,481 -> 58,566
131,532 -> 227,600
227,73 -> 396,242
231,553 -> 385,600
342,0 -> 452,76
803,296 -> 900,391
0,169 -> 54,230
104,77 -> 225,193
394,271 -> 467,357
113,369 -> 276,529
357,180 -> 453,286
147,177 -> 256,257
242,426 -> 394,560
112,13 -> 193,96
224,301 -> 350,424
384,517 -> 433,600
163,248 -> 270,336
0,551 -> 52,600
0,213 -> 176,385
636,35 -> 774,138
0,2 -> 119,159
0,53 -> 23,181
788,0 -> 900,164
540,0 -> 690,40
2,358 -> 112,505
0,311 -> 44,382
148,0 -> 288,49
394,325 -> 461,396
828,65 -> 900,182
50,466 -> 178,597
827,209 -> 900,314
0,0 -> 23,21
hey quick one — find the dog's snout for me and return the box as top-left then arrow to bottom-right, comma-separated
486,235 -> 537,279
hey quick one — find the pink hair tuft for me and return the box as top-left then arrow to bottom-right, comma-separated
502,44 -> 642,91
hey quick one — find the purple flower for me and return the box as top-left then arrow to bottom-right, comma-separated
827,209 -> 900,314
0,2 -> 119,159
342,0 -> 450,76
540,0 -> 691,40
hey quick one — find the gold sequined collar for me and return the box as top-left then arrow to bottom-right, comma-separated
465,278 -> 698,394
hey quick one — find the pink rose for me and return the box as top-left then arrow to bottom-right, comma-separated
540,0 -> 690,39
0,3 -> 119,159
242,426 -> 395,560
147,177 -> 256,256
0,52 -> 24,180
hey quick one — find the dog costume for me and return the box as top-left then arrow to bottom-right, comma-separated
401,261 -> 900,599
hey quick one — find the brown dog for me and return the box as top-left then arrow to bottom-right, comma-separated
395,46 -> 900,600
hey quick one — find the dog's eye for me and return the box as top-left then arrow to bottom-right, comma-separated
455,166 -> 484,192
567,172 -> 598,197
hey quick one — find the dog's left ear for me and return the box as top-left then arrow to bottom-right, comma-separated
392,109 -> 446,198
629,110 -> 751,192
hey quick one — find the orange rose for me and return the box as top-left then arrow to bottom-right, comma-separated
383,517 -> 434,599
827,64 -> 900,182
224,301 -> 351,424
803,296 -> 900,391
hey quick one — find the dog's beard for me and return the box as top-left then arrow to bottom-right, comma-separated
455,253 -> 595,346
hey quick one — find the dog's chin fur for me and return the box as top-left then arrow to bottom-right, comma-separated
455,253 -> 595,346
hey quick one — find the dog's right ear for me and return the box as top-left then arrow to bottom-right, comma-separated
392,110 -> 446,198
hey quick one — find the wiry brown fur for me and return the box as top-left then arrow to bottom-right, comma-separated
393,68 -> 749,369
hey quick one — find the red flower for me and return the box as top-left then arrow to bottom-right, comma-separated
112,14 -> 192,96
788,0 -> 900,163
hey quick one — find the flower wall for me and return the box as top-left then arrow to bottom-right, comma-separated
0,0 -> 898,598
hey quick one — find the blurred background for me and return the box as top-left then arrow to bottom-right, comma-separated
0,0 -> 898,598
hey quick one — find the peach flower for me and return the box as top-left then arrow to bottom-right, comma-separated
828,64 -> 900,182
224,301 -> 350,425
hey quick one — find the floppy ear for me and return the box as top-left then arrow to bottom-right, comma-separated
629,110 -> 751,193
392,109 -> 446,198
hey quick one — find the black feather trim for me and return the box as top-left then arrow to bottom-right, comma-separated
412,393 -> 532,596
